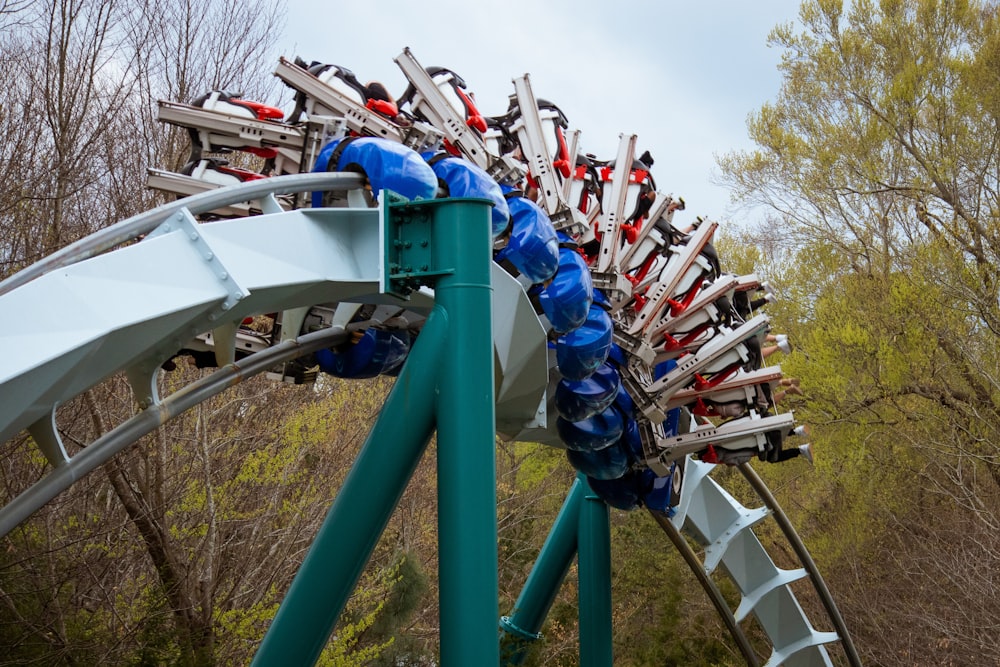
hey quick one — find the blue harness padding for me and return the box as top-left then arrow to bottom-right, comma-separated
425,153 -> 510,238
641,467 -> 676,515
555,403 -> 624,452
620,416 -> 642,462
567,441 -> 630,481
494,194 -> 559,284
586,470 -> 644,510
606,341 -> 628,368
654,357 -> 678,380
662,407 -> 681,437
311,137 -> 437,207
613,381 -> 636,419
555,303 -> 613,381
538,246 -> 593,334
315,328 -> 411,379
554,362 -> 620,422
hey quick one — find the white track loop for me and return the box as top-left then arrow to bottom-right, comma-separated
0,175 -> 412,446
672,456 -> 845,666
0,174 -> 550,539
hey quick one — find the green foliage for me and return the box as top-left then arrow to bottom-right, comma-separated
720,1 -> 1000,662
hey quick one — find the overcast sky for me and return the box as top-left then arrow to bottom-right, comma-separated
277,1 -> 803,230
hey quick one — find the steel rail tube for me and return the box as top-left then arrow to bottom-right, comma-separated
0,326 -> 349,538
738,463 -> 863,667
0,172 -> 365,296
648,509 -> 761,667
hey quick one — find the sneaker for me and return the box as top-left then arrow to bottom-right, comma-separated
780,377 -> 801,387
797,443 -> 814,465
792,424 -> 810,437
775,334 -> 788,344
777,338 -> 792,355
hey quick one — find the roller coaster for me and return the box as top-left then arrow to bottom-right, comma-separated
0,48 -> 862,666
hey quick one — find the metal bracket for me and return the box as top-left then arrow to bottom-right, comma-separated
703,505 -> 772,574
125,361 -> 162,409
147,207 -> 249,321
653,412 -> 795,467
645,314 -> 770,400
662,367 -> 783,412
617,193 -> 676,270
394,48 -> 490,169
380,192 -> 495,299
589,270 -> 633,305
509,75 -> 569,219
627,220 -> 718,336
28,409 -> 69,468
274,57 -> 404,142
157,100 -> 306,156
612,329 -> 657,366
596,134 -> 637,273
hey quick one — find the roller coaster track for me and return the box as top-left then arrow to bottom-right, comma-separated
0,149 -> 859,666
651,456 -> 862,666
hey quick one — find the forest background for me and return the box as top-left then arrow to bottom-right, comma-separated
1,0 -> 999,665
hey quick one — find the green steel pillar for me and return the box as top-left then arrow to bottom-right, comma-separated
254,196 -> 498,665
577,474 -> 613,667
251,310 -> 447,666
500,478 -> 585,665
430,198 -> 499,666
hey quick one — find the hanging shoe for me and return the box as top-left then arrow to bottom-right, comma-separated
777,338 -> 793,355
797,443 -> 814,465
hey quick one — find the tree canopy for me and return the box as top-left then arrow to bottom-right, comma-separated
720,1 -> 1000,663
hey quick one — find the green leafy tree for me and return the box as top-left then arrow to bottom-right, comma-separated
719,1 -> 1000,663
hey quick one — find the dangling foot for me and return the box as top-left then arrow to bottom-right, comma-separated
797,443 -> 814,465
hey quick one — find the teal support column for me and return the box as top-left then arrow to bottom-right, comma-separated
500,478 -> 585,666
577,474 -> 613,667
430,198 -> 499,666
251,310 -> 447,666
